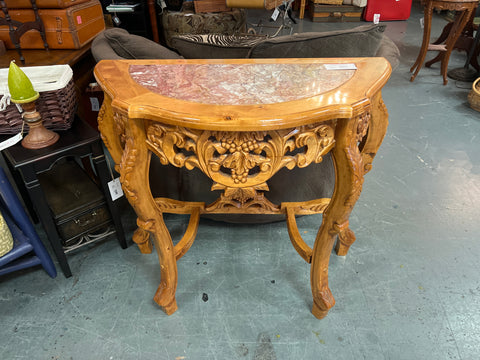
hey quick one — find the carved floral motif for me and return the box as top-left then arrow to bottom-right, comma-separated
356,112 -> 370,142
97,102 -> 110,151
344,116 -> 366,209
299,201 -> 330,214
146,122 -> 335,188
210,132 -> 266,184
205,186 -> 280,214
120,136 -> 139,204
362,96 -> 388,174
113,111 -> 128,150
146,122 -> 336,212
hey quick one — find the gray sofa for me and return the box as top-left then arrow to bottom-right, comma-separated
92,24 -> 400,68
91,25 -> 398,222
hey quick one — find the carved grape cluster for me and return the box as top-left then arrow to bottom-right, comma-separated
231,170 -> 248,184
221,139 -> 260,153
220,137 -> 261,184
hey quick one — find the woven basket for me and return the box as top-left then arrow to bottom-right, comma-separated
468,77 -> 480,112
0,65 -> 77,135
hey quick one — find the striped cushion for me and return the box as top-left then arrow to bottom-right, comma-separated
170,33 -> 267,59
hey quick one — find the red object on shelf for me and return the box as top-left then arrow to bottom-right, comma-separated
363,0 -> 413,21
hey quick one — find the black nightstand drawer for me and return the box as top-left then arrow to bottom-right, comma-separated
57,204 -> 111,246
37,159 -> 112,246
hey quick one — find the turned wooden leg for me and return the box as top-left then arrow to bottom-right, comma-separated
440,8 -> 475,85
411,2 -> 434,82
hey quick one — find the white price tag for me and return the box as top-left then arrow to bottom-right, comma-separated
373,14 -> 380,24
89,97 -> 100,111
324,64 -> 357,70
112,15 -> 121,26
108,177 -> 124,201
271,8 -> 279,21
420,17 -> 424,29
0,132 -> 23,151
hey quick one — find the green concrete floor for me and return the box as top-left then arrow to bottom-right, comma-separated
1,4 -> 480,359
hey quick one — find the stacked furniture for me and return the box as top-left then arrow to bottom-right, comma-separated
1,119 -> 128,277
0,0 -> 105,51
0,0 -> 48,62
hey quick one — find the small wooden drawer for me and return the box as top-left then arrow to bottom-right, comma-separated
38,159 -> 112,247
57,204 -> 111,246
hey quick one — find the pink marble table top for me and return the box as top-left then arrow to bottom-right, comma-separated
129,64 -> 355,106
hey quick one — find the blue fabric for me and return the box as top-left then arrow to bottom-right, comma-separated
0,167 -> 56,278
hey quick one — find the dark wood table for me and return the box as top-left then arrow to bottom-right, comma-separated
1,119 -> 128,277
410,0 -> 479,85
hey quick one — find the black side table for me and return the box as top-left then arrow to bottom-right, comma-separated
1,119 -> 128,277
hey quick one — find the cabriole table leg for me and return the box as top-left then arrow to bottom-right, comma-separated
120,127 -> 179,315
311,116 -> 365,319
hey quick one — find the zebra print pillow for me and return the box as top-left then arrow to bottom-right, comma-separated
170,34 -> 267,59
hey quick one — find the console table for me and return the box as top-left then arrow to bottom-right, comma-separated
94,58 -> 391,318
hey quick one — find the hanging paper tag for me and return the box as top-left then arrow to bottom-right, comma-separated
373,14 -> 380,24
0,133 -> 23,151
271,8 -> 280,21
89,97 -> 100,111
112,15 -> 121,26
108,177 -> 124,201
420,17 -> 424,29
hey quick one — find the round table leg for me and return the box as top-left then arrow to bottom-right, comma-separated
440,7 -> 475,85
411,3 -> 434,82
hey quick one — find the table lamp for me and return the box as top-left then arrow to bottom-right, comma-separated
8,61 -> 59,149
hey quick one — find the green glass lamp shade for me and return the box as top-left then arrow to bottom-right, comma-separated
8,61 -> 39,103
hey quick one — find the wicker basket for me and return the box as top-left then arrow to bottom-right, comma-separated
468,77 -> 480,112
0,65 -> 77,135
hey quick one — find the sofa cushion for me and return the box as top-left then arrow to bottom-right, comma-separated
91,31 -> 124,62
103,28 -> 182,59
171,33 -> 267,59
376,35 -> 400,70
248,24 -> 386,59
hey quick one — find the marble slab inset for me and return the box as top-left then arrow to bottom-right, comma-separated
129,64 -> 355,105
